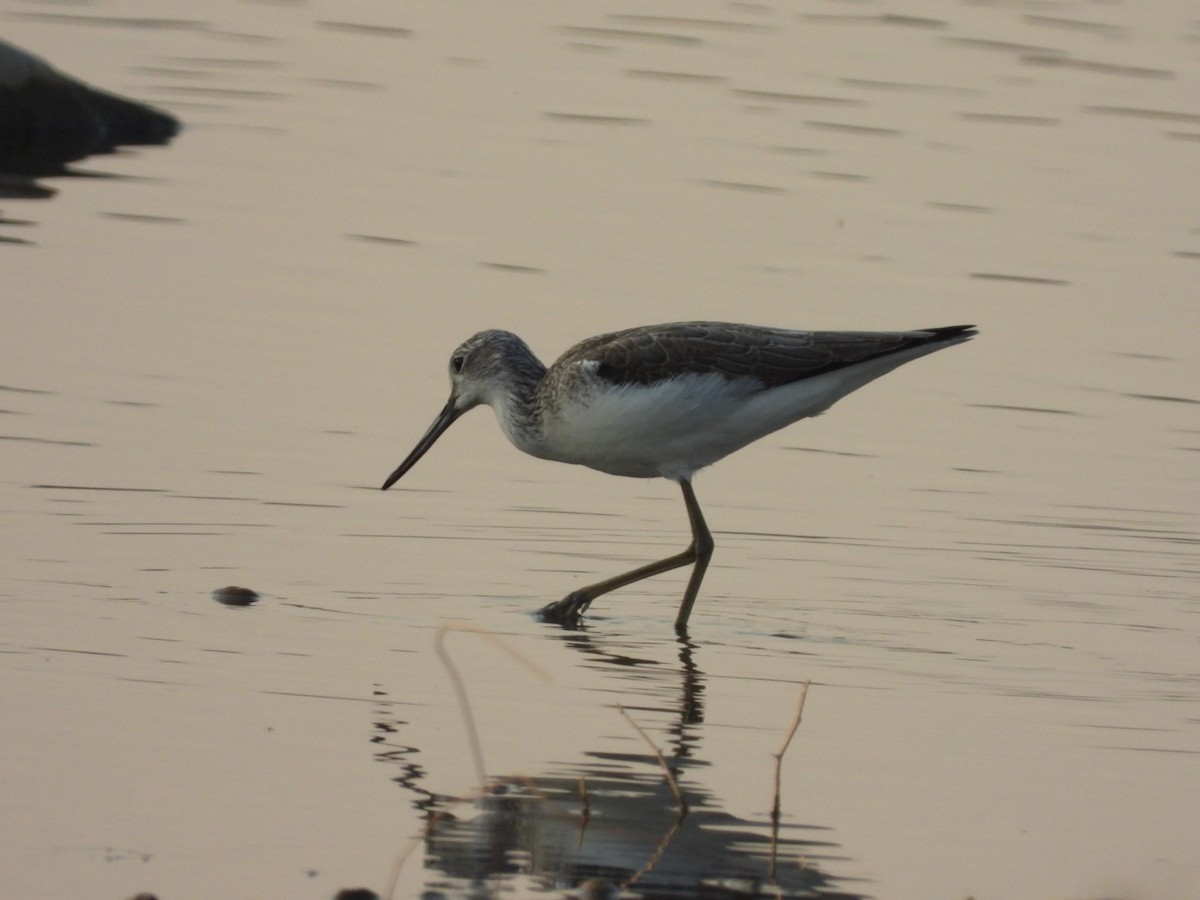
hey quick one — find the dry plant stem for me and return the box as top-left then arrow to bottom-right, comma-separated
614,704 -> 689,892
615,703 -> 688,814
775,681 -> 810,761
769,681 -> 810,881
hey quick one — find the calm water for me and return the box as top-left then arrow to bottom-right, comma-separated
3,2 -> 1198,899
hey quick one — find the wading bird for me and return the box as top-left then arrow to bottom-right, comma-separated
382,322 -> 976,630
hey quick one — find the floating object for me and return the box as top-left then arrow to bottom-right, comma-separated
212,585 -> 260,607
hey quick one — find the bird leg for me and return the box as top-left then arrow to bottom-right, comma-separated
673,479 -> 714,630
538,479 -> 714,630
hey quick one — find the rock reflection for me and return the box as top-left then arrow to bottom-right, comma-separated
0,38 -> 179,195
371,636 -> 861,899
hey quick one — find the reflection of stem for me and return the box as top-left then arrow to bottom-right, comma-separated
384,809 -> 446,899
435,624 -> 488,787
769,682 -> 810,881
626,815 -> 685,890
434,622 -> 553,790
577,776 -> 590,849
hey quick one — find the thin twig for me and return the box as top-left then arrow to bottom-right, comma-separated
769,681 -> 810,880
615,703 -> 687,813
614,704 -> 689,891
775,681 -> 810,762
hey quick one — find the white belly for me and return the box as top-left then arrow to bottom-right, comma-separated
527,343 -> 948,480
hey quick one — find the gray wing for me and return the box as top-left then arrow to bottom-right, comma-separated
557,322 -> 976,389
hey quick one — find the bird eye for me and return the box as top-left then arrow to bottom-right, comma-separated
450,354 -> 465,374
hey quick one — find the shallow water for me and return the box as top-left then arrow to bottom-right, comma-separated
2,2 -> 1198,899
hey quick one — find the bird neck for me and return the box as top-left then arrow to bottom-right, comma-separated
489,343 -> 548,453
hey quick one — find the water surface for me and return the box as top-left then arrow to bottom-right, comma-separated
2,2 -> 1197,899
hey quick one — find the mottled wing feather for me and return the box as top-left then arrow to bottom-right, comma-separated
557,322 -> 975,389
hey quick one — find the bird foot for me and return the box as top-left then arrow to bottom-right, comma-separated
537,591 -> 592,625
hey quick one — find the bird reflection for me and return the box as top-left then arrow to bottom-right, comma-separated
553,628 -> 706,769
421,770 -> 854,899
369,632 -> 863,899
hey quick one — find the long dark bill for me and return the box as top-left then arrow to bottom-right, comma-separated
381,397 -> 462,490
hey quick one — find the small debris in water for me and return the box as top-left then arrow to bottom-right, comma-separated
212,585 -> 260,607
333,890 -> 380,900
